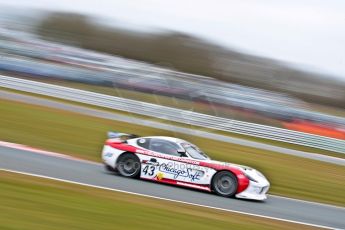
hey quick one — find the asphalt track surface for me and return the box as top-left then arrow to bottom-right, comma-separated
0,146 -> 344,229
1,90 -> 344,166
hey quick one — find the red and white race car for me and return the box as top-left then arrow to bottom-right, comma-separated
102,132 -> 270,200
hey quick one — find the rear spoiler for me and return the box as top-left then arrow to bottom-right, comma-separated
107,131 -> 139,140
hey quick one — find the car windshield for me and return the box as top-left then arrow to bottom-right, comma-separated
181,143 -> 209,160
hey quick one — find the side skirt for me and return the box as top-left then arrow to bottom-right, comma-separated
141,177 -> 211,192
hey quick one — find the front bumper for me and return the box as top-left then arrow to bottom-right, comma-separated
235,181 -> 270,201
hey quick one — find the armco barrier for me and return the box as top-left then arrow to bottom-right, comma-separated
1,75 -> 344,154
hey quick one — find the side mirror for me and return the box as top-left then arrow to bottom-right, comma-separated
177,149 -> 187,157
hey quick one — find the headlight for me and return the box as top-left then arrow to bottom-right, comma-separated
244,172 -> 258,183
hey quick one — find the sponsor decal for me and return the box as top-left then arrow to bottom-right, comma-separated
138,138 -> 146,144
104,152 -> 113,157
156,172 -> 164,180
159,163 -> 203,181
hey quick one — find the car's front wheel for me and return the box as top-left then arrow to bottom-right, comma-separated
212,171 -> 238,197
117,153 -> 141,178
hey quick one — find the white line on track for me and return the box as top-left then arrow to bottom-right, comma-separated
0,168 -> 334,229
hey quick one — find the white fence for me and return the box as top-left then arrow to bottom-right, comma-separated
1,75 -> 344,154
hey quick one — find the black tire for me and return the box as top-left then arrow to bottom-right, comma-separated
212,171 -> 238,197
116,153 -> 141,178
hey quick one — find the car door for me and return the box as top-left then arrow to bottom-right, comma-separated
136,138 -> 211,185
142,138 -> 183,182
138,138 -> 182,181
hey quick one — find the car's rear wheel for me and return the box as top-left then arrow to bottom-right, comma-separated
117,153 -> 140,178
212,171 -> 238,197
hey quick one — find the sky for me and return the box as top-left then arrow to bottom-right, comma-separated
1,0 -> 345,78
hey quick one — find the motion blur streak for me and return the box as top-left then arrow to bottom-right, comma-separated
1,90 -> 344,166
0,21 -> 345,141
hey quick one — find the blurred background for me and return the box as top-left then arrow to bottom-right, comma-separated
0,1 -> 345,140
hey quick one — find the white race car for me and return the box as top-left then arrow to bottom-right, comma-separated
102,132 -> 270,200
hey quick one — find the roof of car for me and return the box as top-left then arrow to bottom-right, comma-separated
140,136 -> 186,144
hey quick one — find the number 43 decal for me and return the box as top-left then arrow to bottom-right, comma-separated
143,165 -> 156,176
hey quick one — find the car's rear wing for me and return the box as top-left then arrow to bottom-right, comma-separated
107,131 -> 139,141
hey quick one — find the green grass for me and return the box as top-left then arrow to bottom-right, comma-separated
0,171 -> 320,230
1,98 -> 345,206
